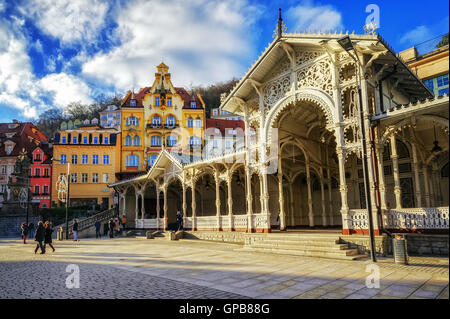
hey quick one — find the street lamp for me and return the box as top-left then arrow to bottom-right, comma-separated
338,36 -> 377,262
52,157 -> 70,240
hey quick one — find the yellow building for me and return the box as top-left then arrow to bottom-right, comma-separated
51,120 -> 121,209
118,91 -> 146,179
399,35 -> 449,96
118,63 -> 205,176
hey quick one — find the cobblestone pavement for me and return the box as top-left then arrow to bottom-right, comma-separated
0,237 -> 448,299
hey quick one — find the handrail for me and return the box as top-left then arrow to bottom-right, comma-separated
57,209 -> 117,233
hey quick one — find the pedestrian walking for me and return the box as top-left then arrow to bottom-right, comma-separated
109,218 -> 115,238
114,218 -> 120,236
21,222 -> 29,244
34,221 -> 45,254
44,221 -> 55,252
121,215 -> 127,229
28,222 -> 34,238
72,219 -> 79,241
94,219 -> 101,238
103,220 -> 109,237
176,211 -> 183,231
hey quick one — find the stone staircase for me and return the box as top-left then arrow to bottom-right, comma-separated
240,232 -> 368,261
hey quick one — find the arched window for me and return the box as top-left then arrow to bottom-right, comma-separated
134,135 -> 140,146
151,135 -> 161,146
195,117 -> 202,127
151,116 -> 162,126
189,136 -> 201,146
155,97 -> 160,106
165,116 -> 176,127
442,162 -> 449,178
166,135 -> 177,147
125,136 -> 132,146
126,155 -> 139,167
396,139 -> 410,159
147,155 -> 158,168
187,117 -> 193,127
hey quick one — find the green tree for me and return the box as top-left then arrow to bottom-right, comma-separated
436,34 -> 449,48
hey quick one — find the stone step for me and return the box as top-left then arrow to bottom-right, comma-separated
240,246 -> 368,261
247,242 -> 357,255
254,238 -> 341,246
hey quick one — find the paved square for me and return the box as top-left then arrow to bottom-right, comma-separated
0,237 -> 448,299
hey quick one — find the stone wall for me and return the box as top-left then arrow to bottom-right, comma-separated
0,215 -> 40,237
339,234 -> 391,256
404,234 -> 449,256
183,231 -> 246,244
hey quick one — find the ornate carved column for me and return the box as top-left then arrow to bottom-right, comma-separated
134,192 -> 139,221
411,143 -> 423,208
423,165 -> 431,207
320,177 -> 327,227
120,193 -> 126,217
326,148 -> 334,226
376,144 -> 387,209
191,178 -> 197,231
245,167 -> 254,232
432,162 -> 442,206
261,170 -> 271,232
163,186 -> 168,231
336,147 -> 350,232
305,159 -> 314,227
182,182 -> 187,218
227,170 -> 233,230
289,182 -> 295,227
390,136 -> 402,209
156,184 -> 160,229
259,175 -> 264,214
141,189 -> 145,220
215,170 -> 221,231
278,156 -> 286,230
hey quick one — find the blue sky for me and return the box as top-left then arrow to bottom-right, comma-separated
0,0 -> 448,122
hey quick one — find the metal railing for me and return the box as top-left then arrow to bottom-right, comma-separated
57,208 -> 117,235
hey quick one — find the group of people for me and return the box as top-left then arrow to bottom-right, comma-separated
93,215 -> 127,239
20,221 -> 55,254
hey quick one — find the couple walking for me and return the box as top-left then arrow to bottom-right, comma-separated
34,221 -> 55,254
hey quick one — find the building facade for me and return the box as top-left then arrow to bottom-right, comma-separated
29,144 -> 53,209
110,21 -> 449,237
99,105 -> 121,131
52,122 -> 121,209
210,108 -> 243,121
0,121 -> 49,209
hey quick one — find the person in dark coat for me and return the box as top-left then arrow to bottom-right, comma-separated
28,222 -> 34,238
34,221 -> 45,254
21,222 -> 29,244
94,219 -> 101,238
109,218 -> 115,238
44,221 -> 55,252
72,219 -> 79,241
103,220 -> 109,236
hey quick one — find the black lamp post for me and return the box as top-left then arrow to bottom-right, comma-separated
338,36 -> 377,262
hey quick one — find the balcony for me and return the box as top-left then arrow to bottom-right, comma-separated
146,123 -> 179,130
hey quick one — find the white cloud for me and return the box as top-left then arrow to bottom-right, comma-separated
286,1 -> 343,32
82,0 -> 261,90
19,0 -> 109,45
0,0 -> 5,13
39,73 -> 93,107
400,25 -> 433,45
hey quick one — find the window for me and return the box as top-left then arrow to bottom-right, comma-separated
35,168 -> 40,177
190,101 -> 196,108
189,136 -> 201,146
102,173 -> 109,183
43,185 -> 49,194
147,155 -> 158,168
70,173 -> 77,183
166,135 -> 177,147
2,165 -> 7,174
165,116 -> 176,127
82,155 -> 88,164
71,155 -> 78,164
212,109 -> 218,116
104,136 -> 109,144
151,116 -> 162,126
134,135 -> 140,146
82,173 -> 88,183
72,136 -> 77,144
424,74 -> 449,96
44,168 -> 49,177
125,136 -> 132,146
126,155 -> 139,167
34,153 -> 41,162
83,136 -> 88,144
61,154 -> 67,164
167,97 -> 172,106
34,185 -> 40,195
130,99 -> 136,107
93,155 -> 99,164
93,136 -> 99,144
127,116 -> 138,126
61,136 -> 67,144
151,136 -> 161,146
437,74 -> 449,87
187,117 -> 193,127
92,173 -> 98,183
155,97 -> 160,106
103,155 -> 110,165
195,118 -> 202,127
